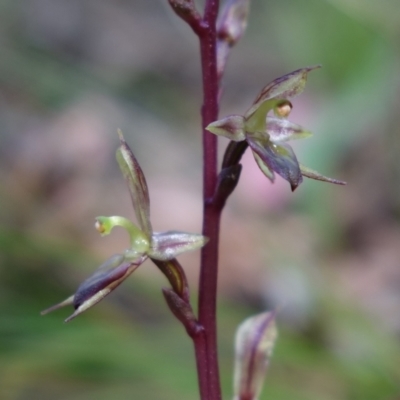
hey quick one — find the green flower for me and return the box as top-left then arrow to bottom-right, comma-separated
42,131 -> 207,322
207,66 -> 345,191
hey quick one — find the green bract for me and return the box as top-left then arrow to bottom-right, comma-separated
207,66 -> 346,191
42,131 -> 207,322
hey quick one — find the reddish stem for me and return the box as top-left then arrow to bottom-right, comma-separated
194,1 -> 222,400
168,1 -> 222,399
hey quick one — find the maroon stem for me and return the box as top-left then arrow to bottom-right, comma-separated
193,1 -> 222,400
167,1 -> 222,399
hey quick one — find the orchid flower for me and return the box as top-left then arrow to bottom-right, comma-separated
207,66 -> 346,191
42,130 -> 207,322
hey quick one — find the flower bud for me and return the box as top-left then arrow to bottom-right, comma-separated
233,312 -> 278,400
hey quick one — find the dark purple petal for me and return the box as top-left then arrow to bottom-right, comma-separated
248,135 -> 303,191
67,254 -> 145,322
40,254 -> 145,322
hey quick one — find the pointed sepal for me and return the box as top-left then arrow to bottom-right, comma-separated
245,66 -> 321,132
149,231 -> 208,261
300,164 -> 347,185
253,152 -> 275,182
67,254 -> 144,322
233,311 -> 278,400
116,130 -> 152,238
206,115 -> 246,141
41,295 -> 75,316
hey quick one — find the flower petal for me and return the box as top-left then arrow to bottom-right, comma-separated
266,116 -> 312,143
248,135 -> 303,190
245,66 -> 320,132
116,130 -> 152,237
206,115 -> 246,141
233,311 -> 278,400
300,164 -> 347,185
253,152 -> 275,182
149,231 -> 208,261
67,254 -> 145,322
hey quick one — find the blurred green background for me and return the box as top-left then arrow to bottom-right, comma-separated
1,0 -> 400,399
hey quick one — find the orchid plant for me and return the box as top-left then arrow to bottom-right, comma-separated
42,0 -> 345,399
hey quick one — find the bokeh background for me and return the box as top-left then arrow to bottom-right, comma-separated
1,0 -> 400,399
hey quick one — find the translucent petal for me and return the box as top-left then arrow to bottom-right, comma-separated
233,312 -> 278,400
150,231 -> 208,261
248,135 -> 303,190
116,130 -> 152,237
266,117 -> 312,143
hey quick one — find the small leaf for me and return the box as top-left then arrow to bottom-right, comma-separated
116,130 -> 152,238
66,254 -> 144,322
266,117 -> 312,143
300,164 -> 347,185
248,135 -> 303,191
206,115 -> 246,141
245,66 -> 321,132
233,311 -> 278,400
149,231 -> 208,261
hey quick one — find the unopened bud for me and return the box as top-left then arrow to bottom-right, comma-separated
217,0 -> 250,45
233,311 -> 278,400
